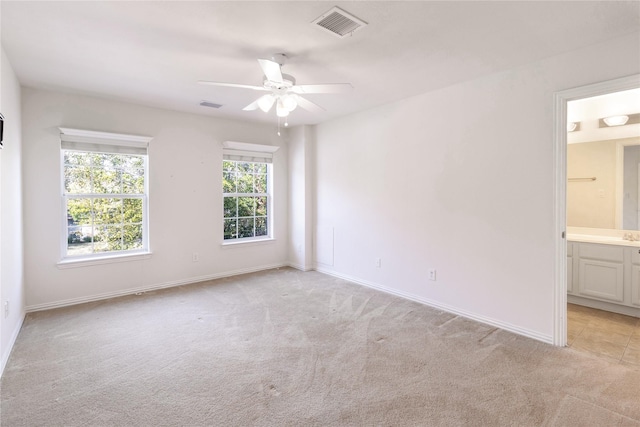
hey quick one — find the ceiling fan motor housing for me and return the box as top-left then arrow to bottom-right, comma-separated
264,74 -> 296,92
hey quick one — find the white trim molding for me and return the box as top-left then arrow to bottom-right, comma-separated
552,74 -> 640,347
59,127 -> 152,145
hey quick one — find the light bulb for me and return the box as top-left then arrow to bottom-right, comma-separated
281,94 -> 297,111
258,95 -> 275,113
276,99 -> 289,117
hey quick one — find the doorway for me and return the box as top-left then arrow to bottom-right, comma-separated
553,74 -> 640,347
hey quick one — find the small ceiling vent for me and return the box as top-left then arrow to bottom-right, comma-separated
312,6 -> 367,38
200,101 -> 222,109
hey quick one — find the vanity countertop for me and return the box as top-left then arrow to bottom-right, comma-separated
567,234 -> 640,247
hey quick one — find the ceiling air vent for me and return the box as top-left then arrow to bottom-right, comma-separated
200,101 -> 222,109
312,6 -> 367,38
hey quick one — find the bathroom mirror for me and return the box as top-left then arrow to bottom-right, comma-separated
567,137 -> 640,230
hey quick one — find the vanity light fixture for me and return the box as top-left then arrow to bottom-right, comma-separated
567,122 -> 578,132
603,115 -> 629,127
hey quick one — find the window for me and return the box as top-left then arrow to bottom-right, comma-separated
223,160 -> 269,240
60,128 -> 151,259
221,141 -> 279,242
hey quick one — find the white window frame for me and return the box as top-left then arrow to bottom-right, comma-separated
222,141 -> 279,245
58,128 -> 152,266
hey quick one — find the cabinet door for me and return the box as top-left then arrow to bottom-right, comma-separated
632,265 -> 640,307
578,259 -> 624,302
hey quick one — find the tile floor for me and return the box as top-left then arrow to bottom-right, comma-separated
567,303 -> 640,368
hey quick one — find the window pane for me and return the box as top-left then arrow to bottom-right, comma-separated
224,219 -> 237,240
93,198 -> 123,224
238,218 -> 254,238
237,197 -> 255,217
256,197 -> 267,216
255,163 -> 267,174
64,151 -> 90,166
223,161 -> 236,172
67,198 -> 93,226
94,225 -> 122,253
223,172 -> 236,193
255,173 -> 267,193
65,166 -> 92,194
67,199 -> 93,252
67,237 -> 93,256
224,197 -> 237,218
238,162 -> 254,173
123,224 -> 143,250
237,171 -> 254,193
256,217 -> 267,237
92,167 -> 121,193
122,156 -> 144,170
122,169 -> 144,194
123,198 -> 143,223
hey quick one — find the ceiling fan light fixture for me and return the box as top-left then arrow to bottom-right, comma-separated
603,115 -> 629,126
281,94 -> 297,111
276,99 -> 289,117
258,95 -> 275,112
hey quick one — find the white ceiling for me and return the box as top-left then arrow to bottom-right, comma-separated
2,1 -> 639,127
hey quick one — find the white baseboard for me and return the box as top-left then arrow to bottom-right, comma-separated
26,263 -> 288,313
315,266 -> 553,345
1,311 -> 25,377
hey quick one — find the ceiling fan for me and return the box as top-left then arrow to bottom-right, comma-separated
199,53 -> 353,120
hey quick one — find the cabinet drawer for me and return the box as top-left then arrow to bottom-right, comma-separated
579,244 -> 624,262
631,247 -> 640,265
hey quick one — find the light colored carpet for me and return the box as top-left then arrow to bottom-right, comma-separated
1,267 -> 639,426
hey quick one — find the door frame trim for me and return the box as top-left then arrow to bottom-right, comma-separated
553,74 -> 640,346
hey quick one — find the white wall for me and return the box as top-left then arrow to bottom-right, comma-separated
313,32 -> 640,342
287,125 -> 314,271
623,144 -> 640,230
567,140 -> 617,229
22,88 -> 289,309
0,47 -> 25,374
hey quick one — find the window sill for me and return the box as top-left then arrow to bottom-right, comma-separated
221,237 -> 275,248
57,251 -> 152,269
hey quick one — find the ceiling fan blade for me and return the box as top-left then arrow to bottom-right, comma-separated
198,81 -> 267,91
292,83 -> 353,94
242,98 -> 263,111
258,59 -> 283,84
295,95 -> 326,113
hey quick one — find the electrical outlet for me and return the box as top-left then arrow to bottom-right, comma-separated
192,252 -> 199,262
375,258 -> 382,268
4,301 -> 9,318
429,269 -> 437,281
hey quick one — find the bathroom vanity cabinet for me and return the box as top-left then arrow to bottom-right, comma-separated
567,240 -> 640,317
